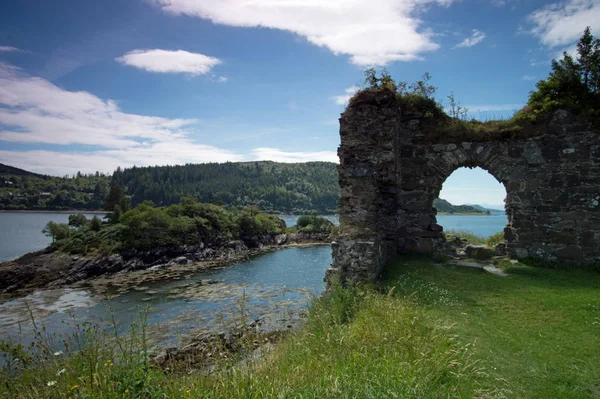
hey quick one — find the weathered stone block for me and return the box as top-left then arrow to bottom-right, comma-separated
465,245 -> 494,260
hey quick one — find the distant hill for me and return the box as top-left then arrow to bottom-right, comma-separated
1,165 -> 110,211
0,161 -> 497,214
112,161 -> 340,214
0,163 -> 44,178
433,198 -> 486,214
466,204 -> 504,213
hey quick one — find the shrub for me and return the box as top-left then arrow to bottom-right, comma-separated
487,231 -> 504,247
41,221 -> 71,243
296,214 -> 332,234
68,214 -> 88,228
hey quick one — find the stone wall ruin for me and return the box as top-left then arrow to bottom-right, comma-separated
327,89 -> 600,283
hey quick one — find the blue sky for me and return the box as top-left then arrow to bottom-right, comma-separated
0,0 -> 598,207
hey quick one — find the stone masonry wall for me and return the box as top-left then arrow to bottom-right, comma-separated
328,89 -> 600,283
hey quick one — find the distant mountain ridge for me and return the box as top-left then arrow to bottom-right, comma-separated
0,163 -> 45,178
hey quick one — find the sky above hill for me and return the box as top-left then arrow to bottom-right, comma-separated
0,0 -> 598,207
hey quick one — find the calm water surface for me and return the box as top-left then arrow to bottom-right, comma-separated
0,246 -> 332,352
437,211 -> 507,238
0,212 -> 107,261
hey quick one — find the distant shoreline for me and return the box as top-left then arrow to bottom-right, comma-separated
0,210 -> 109,214
437,212 -> 492,216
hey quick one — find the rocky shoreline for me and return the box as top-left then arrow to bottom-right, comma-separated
0,232 -> 332,298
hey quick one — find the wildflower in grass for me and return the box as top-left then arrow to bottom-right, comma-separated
47,381 -> 57,387
53,351 -> 63,356
71,385 -> 79,391
56,368 -> 66,376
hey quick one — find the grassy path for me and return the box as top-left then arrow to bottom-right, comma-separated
382,257 -> 600,398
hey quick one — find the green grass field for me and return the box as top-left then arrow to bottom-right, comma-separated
2,257 -> 599,398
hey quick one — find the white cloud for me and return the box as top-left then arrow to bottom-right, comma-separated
521,75 -> 536,80
115,49 -> 221,75
0,62 -> 339,175
0,62 -> 242,174
216,76 -> 228,83
149,0 -> 453,66
455,29 -> 486,48
528,0 -> 600,47
251,148 -> 339,163
332,86 -> 360,105
0,46 -> 23,52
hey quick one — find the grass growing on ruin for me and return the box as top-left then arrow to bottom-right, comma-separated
444,229 -> 487,245
2,256 -> 599,398
445,229 -> 504,247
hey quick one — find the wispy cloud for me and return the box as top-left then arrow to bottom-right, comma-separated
455,29 -> 486,48
149,0 -> 455,66
0,62 -> 338,175
332,86 -> 360,105
251,148 -> 338,163
528,0 -> 600,47
0,46 -> 24,52
0,62 -> 241,174
521,75 -> 536,81
116,49 -> 222,75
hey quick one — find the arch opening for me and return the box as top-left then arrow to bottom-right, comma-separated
437,167 -> 507,236
435,167 -> 508,254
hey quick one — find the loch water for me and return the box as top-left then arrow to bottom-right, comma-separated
0,211 -> 507,356
0,212 -> 108,262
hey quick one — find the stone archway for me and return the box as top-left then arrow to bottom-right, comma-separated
328,89 -> 600,283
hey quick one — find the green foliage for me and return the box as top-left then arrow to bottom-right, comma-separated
0,168 -> 109,211
89,215 -> 102,232
359,69 -> 447,120
111,161 -> 339,214
444,229 -> 487,245
486,231 -> 504,247
295,214 -> 333,234
104,185 -> 130,212
48,197 -> 288,254
67,214 -> 88,228
41,221 -> 71,243
518,27 -> 600,125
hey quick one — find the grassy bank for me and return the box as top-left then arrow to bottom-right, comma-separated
2,257 -> 599,398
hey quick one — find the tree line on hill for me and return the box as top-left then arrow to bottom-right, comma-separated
2,161 -> 488,214
109,161 -> 339,214
0,164 -> 110,211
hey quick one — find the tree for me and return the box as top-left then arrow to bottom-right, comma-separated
90,216 -> 102,231
68,214 -> 88,228
524,27 -> 600,122
104,185 -> 129,212
42,221 -> 71,243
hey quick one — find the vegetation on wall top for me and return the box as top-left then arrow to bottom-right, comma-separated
351,27 -> 600,141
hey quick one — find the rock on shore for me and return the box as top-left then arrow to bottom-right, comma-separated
0,232 -> 330,294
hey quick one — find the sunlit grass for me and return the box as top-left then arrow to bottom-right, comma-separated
2,256 -> 598,398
